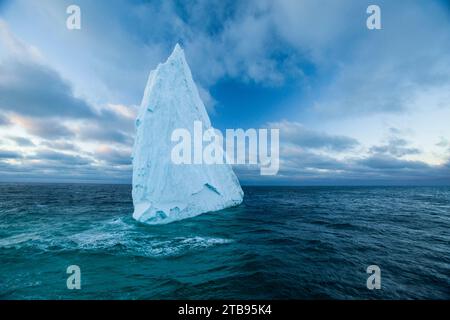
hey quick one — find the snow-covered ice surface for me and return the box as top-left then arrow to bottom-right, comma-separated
132,44 -> 244,224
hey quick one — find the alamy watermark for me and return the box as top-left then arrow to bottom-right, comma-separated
366,265 -> 381,290
66,265 -> 81,290
367,5 -> 381,30
171,121 -> 279,176
66,5 -> 81,30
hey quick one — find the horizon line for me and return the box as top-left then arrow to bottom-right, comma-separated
1,180 -> 449,188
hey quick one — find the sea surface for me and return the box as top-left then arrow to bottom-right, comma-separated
0,184 -> 449,299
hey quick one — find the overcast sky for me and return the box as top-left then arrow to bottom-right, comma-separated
0,0 -> 450,185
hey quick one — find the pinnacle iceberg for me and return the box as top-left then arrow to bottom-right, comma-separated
132,44 -> 244,224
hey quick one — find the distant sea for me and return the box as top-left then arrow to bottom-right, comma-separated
0,184 -> 449,299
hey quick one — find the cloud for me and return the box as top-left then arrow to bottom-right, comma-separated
13,117 -> 74,139
29,150 -> 91,166
0,113 -> 10,126
236,119 -> 449,185
282,149 -> 349,171
241,148 -> 449,185
270,120 -> 359,151
370,136 -> 421,157
0,150 -> 21,159
94,146 -> 131,166
5,0 -> 450,117
94,105 -> 136,136
40,140 -> 78,151
0,18 -> 137,182
8,136 -> 35,146
436,137 -> 449,148
308,1 -> 450,117
358,154 -> 429,170
0,20 -> 98,120
0,18 -> 42,62
77,125 -> 132,145
0,60 -> 96,119
0,149 -> 132,183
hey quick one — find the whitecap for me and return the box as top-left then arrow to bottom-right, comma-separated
0,233 -> 41,248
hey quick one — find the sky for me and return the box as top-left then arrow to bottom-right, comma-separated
0,0 -> 450,185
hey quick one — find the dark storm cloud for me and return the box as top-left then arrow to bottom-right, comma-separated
0,61 -> 96,119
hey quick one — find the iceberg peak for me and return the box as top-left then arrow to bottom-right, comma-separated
165,43 -> 185,64
132,43 -> 244,225
172,43 -> 183,55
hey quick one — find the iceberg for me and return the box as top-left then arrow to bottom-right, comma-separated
132,44 -> 244,224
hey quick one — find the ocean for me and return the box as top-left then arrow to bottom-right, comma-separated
0,184 -> 449,299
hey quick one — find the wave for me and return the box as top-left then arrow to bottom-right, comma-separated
0,233 -> 41,247
0,217 -> 233,258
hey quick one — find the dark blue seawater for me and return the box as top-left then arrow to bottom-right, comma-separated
0,184 -> 449,299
